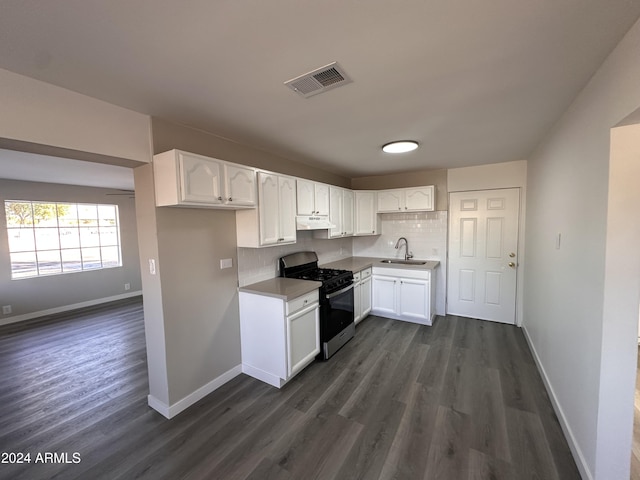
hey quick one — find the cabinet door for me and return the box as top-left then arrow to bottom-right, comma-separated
353,280 -> 362,324
398,278 -> 430,323
314,183 -> 330,216
355,191 -> 377,235
405,185 -> 435,211
224,164 -> 256,206
372,275 -> 397,316
361,276 -> 372,317
377,189 -> 404,212
179,152 -> 223,204
286,303 -> 320,378
405,186 -> 434,211
258,172 -> 280,245
343,189 -> 354,236
278,176 -> 297,243
329,186 -> 344,238
296,179 -> 315,215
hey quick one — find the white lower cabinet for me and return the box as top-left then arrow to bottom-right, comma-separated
239,290 -> 319,387
372,267 -> 435,325
354,268 -> 372,324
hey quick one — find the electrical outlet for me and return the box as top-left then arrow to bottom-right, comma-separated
220,258 -> 233,269
2,305 -> 12,315
124,283 -> 131,291
149,259 -> 156,275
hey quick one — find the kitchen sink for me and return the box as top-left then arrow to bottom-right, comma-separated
380,259 -> 427,265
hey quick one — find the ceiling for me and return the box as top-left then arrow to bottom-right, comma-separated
0,149 -> 134,190
0,0 -> 639,180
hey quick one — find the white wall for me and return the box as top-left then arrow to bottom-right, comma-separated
596,121 -> 640,478
523,17 -> 640,480
0,68 -> 151,164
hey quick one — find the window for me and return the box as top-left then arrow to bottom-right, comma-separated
4,201 -> 122,279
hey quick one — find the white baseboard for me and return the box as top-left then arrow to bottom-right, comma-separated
0,291 -> 143,327
241,363 -> 285,388
148,364 -> 243,419
521,325 -> 593,480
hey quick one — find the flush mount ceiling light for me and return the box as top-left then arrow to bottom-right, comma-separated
382,141 -> 419,154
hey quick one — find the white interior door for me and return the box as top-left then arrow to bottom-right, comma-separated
447,188 -> 520,324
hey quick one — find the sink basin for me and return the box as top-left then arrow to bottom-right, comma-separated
380,259 -> 427,265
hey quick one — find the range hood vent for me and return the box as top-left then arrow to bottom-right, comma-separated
284,62 -> 352,98
296,215 -> 336,230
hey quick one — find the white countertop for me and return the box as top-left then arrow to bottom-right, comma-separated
238,277 -> 322,301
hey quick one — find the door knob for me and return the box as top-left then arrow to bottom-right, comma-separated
508,262 -> 516,268
509,252 -> 516,258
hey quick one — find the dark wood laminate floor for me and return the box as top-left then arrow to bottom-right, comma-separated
0,298 -> 580,480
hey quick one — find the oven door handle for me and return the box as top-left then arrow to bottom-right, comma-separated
325,283 -> 354,299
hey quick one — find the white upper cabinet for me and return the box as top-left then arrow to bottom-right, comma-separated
328,186 -> 354,238
329,186 -> 344,238
224,163 -> 257,206
277,175 -> 297,244
354,191 -> 380,236
377,189 -> 403,212
342,189 -> 354,236
314,183 -> 330,215
377,186 -> 435,212
179,153 -> 223,204
405,187 -> 434,211
236,171 -> 296,248
153,149 -> 256,209
296,180 -> 330,216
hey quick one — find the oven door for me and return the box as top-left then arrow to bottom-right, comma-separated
321,282 -> 355,342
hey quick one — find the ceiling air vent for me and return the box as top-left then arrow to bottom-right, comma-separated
284,62 -> 352,98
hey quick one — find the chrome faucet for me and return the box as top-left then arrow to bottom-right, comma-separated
394,237 -> 413,260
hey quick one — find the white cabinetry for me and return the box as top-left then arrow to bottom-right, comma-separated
354,267 -> 373,324
153,149 -> 256,208
371,267 -> 435,325
315,186 -> 354,239
354,191 -> 380,236
377,186 -> 435,213
239,289 -> 320,388
236,172 -> 296,248
296,179 -> 330,216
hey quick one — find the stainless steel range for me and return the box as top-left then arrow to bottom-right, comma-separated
279,251 -> 354,359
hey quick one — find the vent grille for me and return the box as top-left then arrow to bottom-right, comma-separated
285,62 -> 352,98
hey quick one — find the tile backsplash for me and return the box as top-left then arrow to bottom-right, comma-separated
237,211 -> 448,315
237,231 -> 353,287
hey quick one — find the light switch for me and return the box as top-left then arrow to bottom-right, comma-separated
555,233 -> 561,250
149,258 -> 156,275
220,258 -> 233,269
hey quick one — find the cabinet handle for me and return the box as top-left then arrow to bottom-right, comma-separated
405,206 -> 407,209
218,196 -> 222,201
372,230 -> 374,233
228,197 -> 232,201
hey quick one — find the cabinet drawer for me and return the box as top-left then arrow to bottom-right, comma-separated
360,267 -> 372,279
353,271 -> 361,282
286,290 -> 319,316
